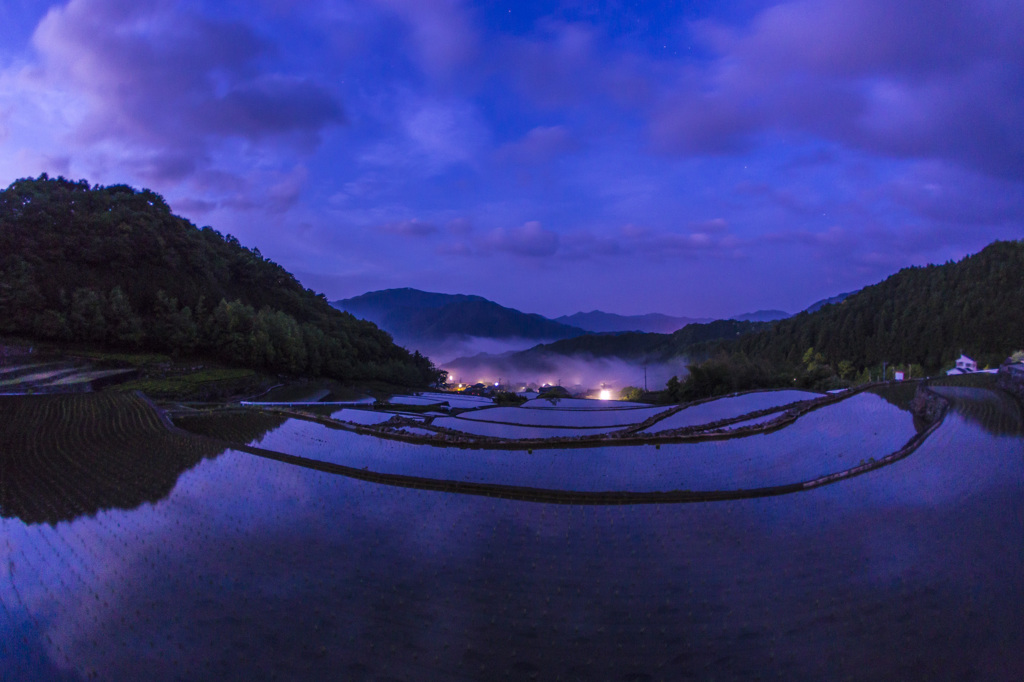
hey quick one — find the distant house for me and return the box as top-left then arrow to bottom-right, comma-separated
946,354 -> 978,375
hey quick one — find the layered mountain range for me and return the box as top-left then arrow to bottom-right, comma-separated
331,288 -> 800,364
335,240 -> 1024,387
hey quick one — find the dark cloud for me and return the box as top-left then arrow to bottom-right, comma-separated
482,221 -> 560,257
372,0 -> 478,78
172,197 -> 218,217
203,76 -> 344,140
885,162 -> 1024,226
32,0 -> 343,183
495,125 -> 578,164
129,153 -> 199,184
501,20 -> 660,112
379,219 -> 440,237
652,0 -> 1024,178
446,217 -> 473,235
556,221 -> 741,261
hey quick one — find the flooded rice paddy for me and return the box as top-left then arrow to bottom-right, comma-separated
2,385 -> 1023,680
240,392 -> 916,492
455,404 -> 672,428
640,390 -> 821,433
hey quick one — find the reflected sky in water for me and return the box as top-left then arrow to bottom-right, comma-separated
252,392 -> 917,492
2,394 -> 1023,681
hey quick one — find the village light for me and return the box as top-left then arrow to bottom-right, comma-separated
599,389 -> 612,400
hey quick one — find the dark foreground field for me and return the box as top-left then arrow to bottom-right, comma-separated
2,386 -> 1023,680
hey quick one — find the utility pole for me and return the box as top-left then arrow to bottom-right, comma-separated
643,364 -> 648,392
882,361 -> 887,382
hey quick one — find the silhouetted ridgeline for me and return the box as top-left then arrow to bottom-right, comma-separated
670,240 -> 1024,400
734,240 -> 1024,370
510,319 -> 771,364
333,288 -> 586,342
0,175 -> 442,386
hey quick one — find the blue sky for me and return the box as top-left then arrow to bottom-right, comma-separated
1,0 -> 1022,317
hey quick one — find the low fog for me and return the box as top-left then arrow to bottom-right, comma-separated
397,335 -> 567,366
441,351 -> 687,394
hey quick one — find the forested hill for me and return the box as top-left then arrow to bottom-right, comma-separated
734,240 -> 1024,370
443,319 -> 770,380
517,319 -> 770,363
333,288 -> 585,341
0,175 -> 441,386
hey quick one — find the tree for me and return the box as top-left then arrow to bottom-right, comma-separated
106,286 -> 144,346
620,386 -> 643,401
666,376 -> 683,402
69,289 -> 107,342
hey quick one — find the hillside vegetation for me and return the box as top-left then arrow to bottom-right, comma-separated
674,240 -> 1024,399
515,319 -> 770,364
0,175 -> 441,386
736,240 -> 1024,370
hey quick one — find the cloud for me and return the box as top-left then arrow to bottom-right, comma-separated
503,21 -> 599,109
483,220 -> 560,257
372,0 -> 477,78
24,0 -> 343,185
265,165 -> 310,212
651,0 -> 1024,178
550,220 -> 743,261
172,197 -> 218,217
446,217 -> 472,235
379,219 -> 439,237
885,161 -> 1024,226
501,20 -> 658,111
401,98 -> 488,168
495,125 -> 577,164
613,220 -> 741,258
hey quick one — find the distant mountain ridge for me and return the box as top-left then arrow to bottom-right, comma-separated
731,309 -> 791,322
443,319 -> 770,382
332,288 -> 586,341
802,292 -> 854,314
554,311 -> 713,334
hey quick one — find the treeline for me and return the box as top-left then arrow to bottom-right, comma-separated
735,240 -> 1024,371
511,319 -> 770,364
0,175 -> 443,386
667,240 -> 1024,400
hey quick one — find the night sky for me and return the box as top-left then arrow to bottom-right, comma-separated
1,0 -> 1022,318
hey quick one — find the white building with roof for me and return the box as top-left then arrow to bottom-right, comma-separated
946,354 -> 978,375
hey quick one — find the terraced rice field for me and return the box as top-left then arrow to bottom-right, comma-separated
929,385 -> 1024,436
0,393 -> 227,524
389,392 -> 494,408
641,389 -> 821,433
43,369 -> 136,387
326,408 -> 398,425
429,416 -> 624,439
191,390 -> 915,492
454,404 -> 671,428
0,361 -> 136,393
521,397 -> 649,409
3,385 -> 1023,681
0,367 -> 82,388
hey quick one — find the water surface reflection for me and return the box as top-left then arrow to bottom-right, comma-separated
2,394 -> 1023,680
